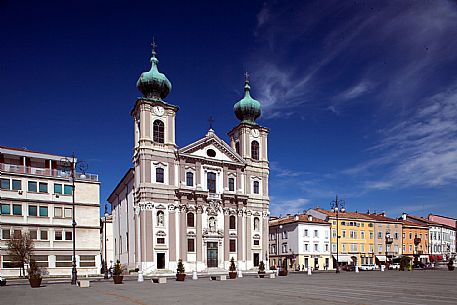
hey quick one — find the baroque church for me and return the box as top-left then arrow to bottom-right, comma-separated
108,44 -> 270,274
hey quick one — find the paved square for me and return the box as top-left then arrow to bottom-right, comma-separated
1,271 -> 456,305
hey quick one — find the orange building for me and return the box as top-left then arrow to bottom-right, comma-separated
401,220 -> 429,263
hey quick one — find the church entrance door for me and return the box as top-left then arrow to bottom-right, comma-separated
207,242 -> 218,268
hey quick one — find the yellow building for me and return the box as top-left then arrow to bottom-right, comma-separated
308,208 -> 375,267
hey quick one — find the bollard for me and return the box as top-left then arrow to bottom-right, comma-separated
380,265 -> 385,272
237,270 -> 243,278
307,267 -> 312,275
355,266 -> 359,273
138,271 -> 144,282
192,270 -> 198,280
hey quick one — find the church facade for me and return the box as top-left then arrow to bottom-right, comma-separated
108,44 -> 270,274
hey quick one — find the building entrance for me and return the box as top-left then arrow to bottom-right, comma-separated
207,242 -> 218,267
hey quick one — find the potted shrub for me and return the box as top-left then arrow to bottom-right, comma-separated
258,261 -> 266,278
176,259 -> 186,281
279,259 -> 288,276
447,259 -> 453,271
399,256 -> 411,271
112,260 -> 125,284
27,259 -> 44,288
228,257 -> 237,279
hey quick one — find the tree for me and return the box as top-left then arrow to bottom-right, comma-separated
6,231 -> 35,277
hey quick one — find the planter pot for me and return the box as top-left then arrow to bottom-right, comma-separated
258,272 -> 265,278
176,273 -> 186,281
29,278 -> 42,288
0,279 -> 7,286
278,270 -> 288,276
113,275 -> 123,284
448,266 -> 455,271
229,272 -> 237,279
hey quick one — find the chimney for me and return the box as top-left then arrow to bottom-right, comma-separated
308,215 -> 313,222
402,212 -> 407,221
294,215 -> 299,221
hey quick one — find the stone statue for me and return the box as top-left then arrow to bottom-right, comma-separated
209,217 -> 216,232
157,211 -> 164,226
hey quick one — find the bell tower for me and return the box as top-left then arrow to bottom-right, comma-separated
131,42 -> 179,202
228,74 -> 269,163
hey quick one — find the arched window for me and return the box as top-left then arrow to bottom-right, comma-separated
235,141 -> 240,154
187,212 -> 195,227
254,217 -> 260,231
253,181 -> 260,194
186,172 -> 194,187
207,172 -> 216,193
251,141 -> 259,160
153,120 -> 165,143
157,211 -> 165,226
228,177 -> 235,192
229,215 -> 236,230
156,168 -> 164,183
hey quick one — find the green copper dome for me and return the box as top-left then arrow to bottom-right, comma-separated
233,79 -> 261,124
136,45 -> 172,100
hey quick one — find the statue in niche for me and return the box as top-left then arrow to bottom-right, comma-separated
254,217 -> 260,231
157,211 -> 164,226
209,216 -> 216,232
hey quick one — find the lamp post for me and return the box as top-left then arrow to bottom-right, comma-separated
104,205 -> 109,279
385,232 -> 391,269
60,154 -> 87,285
331,195 -> 345,273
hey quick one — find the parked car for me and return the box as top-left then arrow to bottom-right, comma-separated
359,264 -> 377,271
413,262 -> 425,269
389,263 -> 400,270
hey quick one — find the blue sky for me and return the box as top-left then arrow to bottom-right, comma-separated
1,0 -> 456,218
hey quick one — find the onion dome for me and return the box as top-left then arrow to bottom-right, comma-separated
136,42 -> 172,100
233,74 -> 261,124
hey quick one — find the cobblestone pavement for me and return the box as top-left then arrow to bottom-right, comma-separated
1,270 -> 456,305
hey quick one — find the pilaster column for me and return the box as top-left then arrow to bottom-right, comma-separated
237,210 -> 243,261
179,206 -> 187,261
224,210 -> 230,262
196,205 -> 203,263
169,207 -> 176,261
246,213 -> 252,263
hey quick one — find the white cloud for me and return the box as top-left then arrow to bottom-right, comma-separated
270,197 -> 310,216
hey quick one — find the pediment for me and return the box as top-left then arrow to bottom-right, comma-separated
179,129 -> 245,165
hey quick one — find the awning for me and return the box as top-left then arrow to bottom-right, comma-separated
332,255 -> 353,263
419,255 -> 429,260
376,255 -> 387,262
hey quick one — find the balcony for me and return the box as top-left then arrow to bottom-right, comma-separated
414,237 -> 421,245
0,163 -> 98,182
385,237 -> 394,244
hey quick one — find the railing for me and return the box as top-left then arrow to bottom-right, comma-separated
385,238 -> 394,244
0,163 -> 98,182
414,238 -> 421,245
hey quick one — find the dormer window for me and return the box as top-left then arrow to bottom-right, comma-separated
186,172 -> 194,187
153,120 -> 164,143
251,141 -> 259,160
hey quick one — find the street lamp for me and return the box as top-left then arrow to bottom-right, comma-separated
60,154 -> 87,285
104,205 -> 109,279
385,232 -> 392,268
331,195 -> 345,273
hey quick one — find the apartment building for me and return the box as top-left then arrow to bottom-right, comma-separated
269,214 -> 332,271
0,146 -> 101,276
399,214 -> 429,264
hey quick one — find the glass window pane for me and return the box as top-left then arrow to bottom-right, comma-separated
55,231 -> 62,240
65,231 -> 72,240
54,184 -> 62,194
64,208 -> 72,218
39,206 -> 48,217
64,185 -> 72,195
12,180 -> 21,190
39,182 -> 48,193
29,230 -> 37,239
28,181 -> 37,192
54,207 -> 62,218
1,178 -> 11,190
2,229 -> 11,239
28,205 -> 37,216
40,230 -> 48,240
1,204 -> 11,215
12,204 -> 22,215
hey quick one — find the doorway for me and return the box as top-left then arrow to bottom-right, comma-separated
207,242 -> 218,268
157,253 -> 165,269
